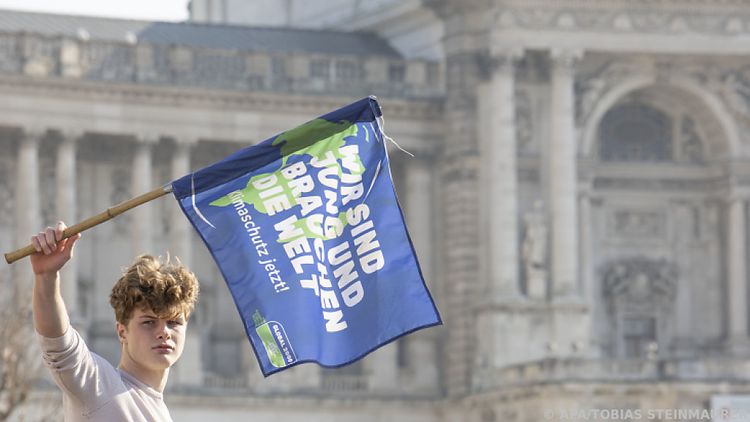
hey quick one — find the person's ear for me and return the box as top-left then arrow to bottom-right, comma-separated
116,322 -> 127,344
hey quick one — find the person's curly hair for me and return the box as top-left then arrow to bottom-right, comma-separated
109,255 -> 199,325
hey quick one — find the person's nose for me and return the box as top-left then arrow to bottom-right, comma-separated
156,321 -> 171,340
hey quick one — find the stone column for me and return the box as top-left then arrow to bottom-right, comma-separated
672,202 -> 693,355
403,154 -> 438,390
131,136 -> 155,257
578,172 -> 594,305
405,154 -> 434,283
549,49 -> 582,299
14,129 -> 42,287
727,196 -> 748,351
366,342 -> 398,391
481,48 -> 523,300
579,193 -> 592,300
57,132 -> 80,323
170,139 -> 193,266
577,186 -> 596,358
169,138 -> 204,387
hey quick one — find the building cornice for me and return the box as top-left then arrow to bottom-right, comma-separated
488,0 -> 750,55
0,74 -> 444,123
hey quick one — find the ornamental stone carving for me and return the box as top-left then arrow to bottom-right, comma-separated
678,116 -> 705,163
718,68 -> 750,118
602,257 -> 677,358
575,60 -> 649,126
494,3 -> 750,36
476,48 -> 523,81
609,209 -> 668,240
602,257 -> 677,301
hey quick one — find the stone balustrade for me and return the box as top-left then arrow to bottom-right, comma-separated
0,32 -> 444,99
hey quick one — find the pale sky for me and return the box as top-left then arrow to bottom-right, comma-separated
0,0 -> 191,21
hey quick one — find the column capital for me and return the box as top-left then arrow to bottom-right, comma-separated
170,137 -> 199,158
134,133 -> 161,145
172,135 -> 200,147
478,47 -> 524,80
550,48 -> 584,71
490,46 -> 525,64
50,129 -> 85,146
723,183 -> 750,203
21,127 -> 47,143
725,195 -> 749,205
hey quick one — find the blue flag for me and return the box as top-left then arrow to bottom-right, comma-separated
171,96 -> 441,376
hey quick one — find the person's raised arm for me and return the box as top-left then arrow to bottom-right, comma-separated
31,221 -> 80,338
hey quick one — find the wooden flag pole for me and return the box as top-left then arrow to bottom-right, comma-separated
4,184 -> 173,264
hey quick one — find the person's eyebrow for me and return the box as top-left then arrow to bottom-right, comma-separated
139,314 -> 158,320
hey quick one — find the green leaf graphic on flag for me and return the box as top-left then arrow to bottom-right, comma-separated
272,118 -> 359,166
209,119 -> 366,244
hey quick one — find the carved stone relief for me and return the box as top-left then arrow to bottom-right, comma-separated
495,5 -> 750,36
573,56 -> 747,156
677,116 -> 705,163
607,209 -> 667,240
602,257 -> 678,358
575,60 -> 650,127
603,257 -> 677,300
715,67 -> 750,140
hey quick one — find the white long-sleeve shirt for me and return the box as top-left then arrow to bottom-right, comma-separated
38,326 -> 173,422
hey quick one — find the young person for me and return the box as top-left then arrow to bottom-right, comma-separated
30,221 -> 199,421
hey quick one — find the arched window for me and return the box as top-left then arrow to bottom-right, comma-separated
599,103 -> 673,162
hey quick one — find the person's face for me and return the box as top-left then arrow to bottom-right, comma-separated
117,307 -> 187,372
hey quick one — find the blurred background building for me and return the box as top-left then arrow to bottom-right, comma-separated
2,0 -> 750,420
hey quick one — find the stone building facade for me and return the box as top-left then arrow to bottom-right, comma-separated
5,1 -> 750,421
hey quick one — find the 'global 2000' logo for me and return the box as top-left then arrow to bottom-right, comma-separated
255,320 -> 297,368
